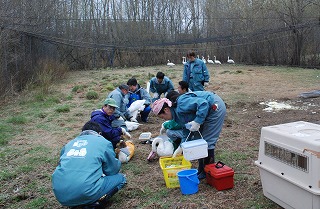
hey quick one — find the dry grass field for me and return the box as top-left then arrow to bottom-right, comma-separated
0,63 -> 319,208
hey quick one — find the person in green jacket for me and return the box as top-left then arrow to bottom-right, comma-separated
52,121 -> 126,208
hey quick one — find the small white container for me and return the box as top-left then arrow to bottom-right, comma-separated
181,139 -> 208,161
139,132 -> 152,140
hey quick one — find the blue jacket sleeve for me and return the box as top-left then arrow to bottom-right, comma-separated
167,79 -> 174,93
140,88 -> 152,105
183,65 -> 188,82
202,63 -> 210,82
149,78 -> 156,93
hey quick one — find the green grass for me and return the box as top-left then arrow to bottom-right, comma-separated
86,91 -> 99,100
25,197 -> 48,208
0,169 -> 17,181
6,116 -> 27,124
72,85 -> 85,92
55,104 -> 70,113
0,123 -> 12,145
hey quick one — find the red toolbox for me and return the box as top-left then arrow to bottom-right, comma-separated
204,161 -> 234,191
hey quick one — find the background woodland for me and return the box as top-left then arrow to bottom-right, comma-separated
0,0 -> 319,98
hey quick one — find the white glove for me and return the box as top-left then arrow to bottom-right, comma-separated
160,122 -> 166,135
121,127 -> 132,139
153,92 -> 159,98
130,117 -> 138,123
187,121 -> 201,132
172,146 -> 183,158
204,82 -> 209,87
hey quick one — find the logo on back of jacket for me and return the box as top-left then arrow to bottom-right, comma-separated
66,140 -> 88,157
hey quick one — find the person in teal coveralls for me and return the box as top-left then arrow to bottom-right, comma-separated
182,50 -> 210,91
152,90 -> 226,179
52,121 -> 126,208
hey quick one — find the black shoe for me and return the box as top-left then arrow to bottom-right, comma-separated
197,171 -> 206,180
69,202 -> 102,209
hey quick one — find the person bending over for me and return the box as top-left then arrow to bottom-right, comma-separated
149,71 -> 174,102
152,90 -> 226,179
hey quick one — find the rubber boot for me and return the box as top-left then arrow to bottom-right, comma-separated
197,149 -> 215,179
99,187 -> 119,206
69,201 -> 103,209
204,149 -> 215,165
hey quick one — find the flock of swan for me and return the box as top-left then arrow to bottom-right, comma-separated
167,55 -> 235,66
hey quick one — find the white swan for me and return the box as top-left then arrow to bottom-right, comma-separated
167,60 -> 175,67
202,56 -> 207,64
227,56 -> 235,64
214,56 -> 221,65
128,99 -> 146,121
182,57 -> 187,65
125,121 -> 140,131
151,136 -> 174,157
207,55 -> 214,64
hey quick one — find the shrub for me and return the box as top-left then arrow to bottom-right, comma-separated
86,91 -> 99,100
106,85 -> 114,91
72,85 -> 84,93
55,105 -> 70,113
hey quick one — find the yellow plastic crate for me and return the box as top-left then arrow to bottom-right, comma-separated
159,156 -> 192,188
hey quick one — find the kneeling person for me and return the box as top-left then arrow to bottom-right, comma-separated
52,121 -> 126,207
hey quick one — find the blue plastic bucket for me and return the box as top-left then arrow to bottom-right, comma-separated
177,169 -> 199,195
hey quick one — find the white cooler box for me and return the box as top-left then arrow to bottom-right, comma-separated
181,139 -> 208,161
255,121 -> 320,209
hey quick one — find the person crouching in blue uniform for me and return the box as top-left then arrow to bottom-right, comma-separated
52,121 -> 126,208
149,71 -> 174,102
91,98 -> 131,149
152,90 -> 226,179
127,77 -> 152,122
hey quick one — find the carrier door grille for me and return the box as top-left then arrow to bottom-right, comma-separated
264,141 -> 308,172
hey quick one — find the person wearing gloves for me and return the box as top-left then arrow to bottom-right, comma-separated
91,98 -> 131,149
149,71 -> 174,102
127,77 -> 152,122
52,121 -> 126,208
183,50 -> 210,91
159,119 -> 183,150
152,90 -> 226,179
108,84 -> 138,123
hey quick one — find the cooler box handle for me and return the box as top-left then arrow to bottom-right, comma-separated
215,161 -> 225,169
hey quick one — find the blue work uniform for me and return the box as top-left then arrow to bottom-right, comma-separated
183,58 -> 210,91
52,130 -> 126,207
149,76 -> 174,101
107,87 -> 131,120
169,91 -> 226,149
